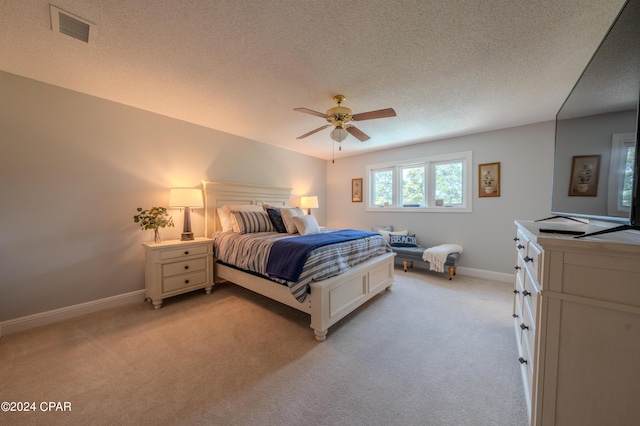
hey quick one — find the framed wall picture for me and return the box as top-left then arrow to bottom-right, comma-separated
479,162 -> 500,197
352,178 -> 363,202
569,155 -> 600,196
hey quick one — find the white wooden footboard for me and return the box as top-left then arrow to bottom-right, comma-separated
215,252 -> 395,341
309,252 -> 395,341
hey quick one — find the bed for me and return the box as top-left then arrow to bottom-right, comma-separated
203,181 -> 396,341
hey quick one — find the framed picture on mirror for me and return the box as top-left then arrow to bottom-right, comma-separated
568,155 -> 600,196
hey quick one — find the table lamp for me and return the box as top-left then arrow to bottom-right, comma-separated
169,188 -> 204,241
300,196 -> 319,215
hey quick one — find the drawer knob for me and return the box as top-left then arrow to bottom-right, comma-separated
184,279 -> 190,284
524,256 -> 534,263
184,265 -> 189,270
520,323 -> 529,331
517,244 -> 525,250
518,357 -> 528,365
522,290 -> 531,297
512,313 -> 519,319
184,251 -> 190,255
514,265 -> 521,271
513,289 -> 520,294
514,237 -> 520,242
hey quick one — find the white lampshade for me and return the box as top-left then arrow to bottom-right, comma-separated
301,195 -> 319,215
300,196 -> 319,209
331,127 -> 348,142
169,188 -> 204,208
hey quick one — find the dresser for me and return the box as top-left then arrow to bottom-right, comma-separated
143,238 -> 214,309
513,220 -> 640,426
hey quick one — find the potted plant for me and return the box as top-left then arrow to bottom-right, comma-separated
133,207 -> 174,243
483,170 -> 494,194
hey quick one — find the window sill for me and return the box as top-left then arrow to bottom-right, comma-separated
366,206 -> 472,213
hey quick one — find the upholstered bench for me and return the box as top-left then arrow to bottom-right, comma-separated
372,227 -> 461,280
391,246 -> 460,280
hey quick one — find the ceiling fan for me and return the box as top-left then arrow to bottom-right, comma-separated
294,95 -> 396,143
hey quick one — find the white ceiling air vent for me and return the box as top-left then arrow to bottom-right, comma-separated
50,5 -> 97,44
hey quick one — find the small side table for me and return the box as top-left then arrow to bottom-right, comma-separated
142,237 -> 214,309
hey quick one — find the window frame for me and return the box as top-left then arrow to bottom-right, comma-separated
366,151 -> 473,213
607,133 -> 635,215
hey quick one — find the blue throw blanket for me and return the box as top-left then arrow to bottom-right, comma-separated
266,229 -> 378,282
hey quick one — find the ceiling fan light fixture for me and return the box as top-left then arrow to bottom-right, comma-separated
331,127 -> 348,142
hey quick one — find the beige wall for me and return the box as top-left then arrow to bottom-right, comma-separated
0,69 -> 556,323
0,71 -> 326,321
326,121 -> 555,274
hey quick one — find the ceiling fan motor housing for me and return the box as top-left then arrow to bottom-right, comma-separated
325,105 -> 352,126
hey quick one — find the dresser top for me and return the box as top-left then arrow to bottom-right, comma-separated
515,220 -> 640,254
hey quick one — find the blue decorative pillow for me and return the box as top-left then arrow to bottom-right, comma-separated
389,234 -> 418,247
266,208 -> 287,233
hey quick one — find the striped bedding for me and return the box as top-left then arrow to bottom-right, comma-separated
211,230 -> 391,302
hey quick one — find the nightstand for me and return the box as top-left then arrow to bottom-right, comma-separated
142,237 -> 214,309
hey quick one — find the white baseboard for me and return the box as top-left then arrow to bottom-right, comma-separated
0,290 -> 145,338
456,266 -> 513,283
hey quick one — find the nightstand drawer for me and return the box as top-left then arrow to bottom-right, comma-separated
160,245 -> 209,260
163,270 -> 208,293
162,257 -> 206,278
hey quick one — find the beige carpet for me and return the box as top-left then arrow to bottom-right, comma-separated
0,268 -> 528,426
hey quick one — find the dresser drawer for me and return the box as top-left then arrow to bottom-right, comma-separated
160,245 -> 209,260
163,270 -> 208,293
524,241 -> 541,284
521,327 -> 535,397
514,272 -> 524,315
523,268 -> 539,317
162,257 -> 206,278
515,229 -> 529,256
522,298 -> 536,363
515,249 -> 525,284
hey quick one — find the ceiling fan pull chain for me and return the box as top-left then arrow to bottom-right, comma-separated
332,141 -> 335,163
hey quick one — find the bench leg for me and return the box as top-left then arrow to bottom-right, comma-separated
448,266 -> 457,280
402,260 -> 414,272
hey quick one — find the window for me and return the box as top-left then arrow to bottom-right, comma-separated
608,133 -> 636,215
366,151 -> 472,212
622,142 -> 635,208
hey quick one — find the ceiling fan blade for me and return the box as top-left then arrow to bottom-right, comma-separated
352,108 -> 396,121
346,126 -> 371,142
294,107 -> 329,119
296,124 -> 331,139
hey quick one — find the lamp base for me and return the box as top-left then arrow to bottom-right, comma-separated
180,208 -> 194,241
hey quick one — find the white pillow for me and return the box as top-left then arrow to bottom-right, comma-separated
218,204 -> 263,232
377,229 -> 408,243
280,207 -> 304,234
292,215 -> 320,235
217,207 -> 233,232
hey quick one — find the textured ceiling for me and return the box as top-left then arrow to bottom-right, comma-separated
0,0 -> 628,160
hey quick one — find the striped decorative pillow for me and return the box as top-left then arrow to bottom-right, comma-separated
230,210 -> 275,234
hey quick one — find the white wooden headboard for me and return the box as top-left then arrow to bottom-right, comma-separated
202,181 -> 292,237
